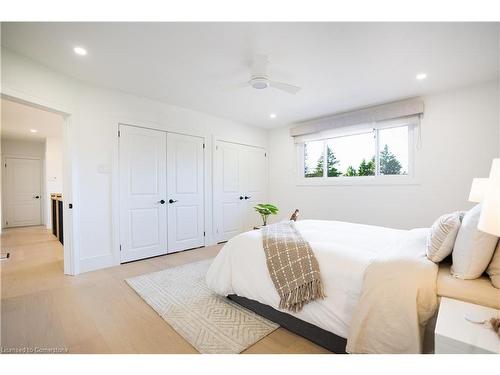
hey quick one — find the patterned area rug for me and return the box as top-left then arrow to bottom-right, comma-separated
126,259 -> 279,354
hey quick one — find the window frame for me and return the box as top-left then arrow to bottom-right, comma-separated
296,121 -> 418,186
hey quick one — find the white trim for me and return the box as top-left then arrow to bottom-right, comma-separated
1,91 -> 78,275
296,175 -> 420,187
62,115 -> 79,275
110,121 -> 121,267
1,86 -> 75,115
374,128 -> 380,177
204,135 -> 214,246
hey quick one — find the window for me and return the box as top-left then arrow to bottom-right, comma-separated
304,140 -> 324,177
326,132 -> 375,177
378,126 -> 408,175
300,124 -> 414,182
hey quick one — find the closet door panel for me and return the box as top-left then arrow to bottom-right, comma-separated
242,146 -> 267,230
215,141 -> 244,242
167,133 -> 205,252
119,125 -> 167,262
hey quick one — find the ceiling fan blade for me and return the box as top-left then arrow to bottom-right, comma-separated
269,80 -> 301,95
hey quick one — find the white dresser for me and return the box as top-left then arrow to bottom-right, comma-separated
435,297 -> 500,354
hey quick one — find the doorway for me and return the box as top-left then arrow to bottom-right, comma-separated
1,95 -> 74,274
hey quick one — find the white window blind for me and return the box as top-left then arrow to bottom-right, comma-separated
290,97 -> 424,143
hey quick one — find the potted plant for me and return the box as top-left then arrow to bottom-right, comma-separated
254,203 -> 279,227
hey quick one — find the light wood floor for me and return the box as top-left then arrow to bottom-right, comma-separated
1,226 -> 329,354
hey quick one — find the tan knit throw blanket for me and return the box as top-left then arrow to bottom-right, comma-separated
261,221 -> 325,312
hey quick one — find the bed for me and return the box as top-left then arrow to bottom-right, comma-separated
206,220 -> 439,354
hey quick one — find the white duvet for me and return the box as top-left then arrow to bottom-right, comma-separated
206,220 -> 438,353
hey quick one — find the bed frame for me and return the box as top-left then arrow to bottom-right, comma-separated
227,294 -> 347,353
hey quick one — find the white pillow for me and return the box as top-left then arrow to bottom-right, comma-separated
451,204 -> 499,279
487,240 -> 500,288
426,212 -> 462,263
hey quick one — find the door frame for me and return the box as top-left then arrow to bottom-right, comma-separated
2,155 -> 43,227
115,122 -> 207,262
212,136 -> 268,243
1,90 -> 78,276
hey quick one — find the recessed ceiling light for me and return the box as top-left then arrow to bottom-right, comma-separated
73,46 -> 87,56
30,129 -> 38,133
269,113 -> 277,119
416,73 -> 427,80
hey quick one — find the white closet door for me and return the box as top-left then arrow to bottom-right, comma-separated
119,125 -> 167,262
4,157 -> 42,227
166,133 -> 205,252
214,141 -> 267,242
242,147 -> 267,230
214,141 -> 245,242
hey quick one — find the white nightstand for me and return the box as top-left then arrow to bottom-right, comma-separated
435,297 -> 500,354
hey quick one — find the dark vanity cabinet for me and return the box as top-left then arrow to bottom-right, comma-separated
51,193 -> 64,245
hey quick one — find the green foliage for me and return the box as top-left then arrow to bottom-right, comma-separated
304,142 -> 403,178
379,144 -> 402,175
358,157 -> 375,176
254,203 -> 279,226
313,154 -> 324,176
327,147 -> 342,177
344,166 -> 357,176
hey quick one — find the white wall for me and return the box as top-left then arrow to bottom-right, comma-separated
1,138 -> 45,158
267,81 -> 500,229
1,48 -> 268,273
45,137 -> 63,229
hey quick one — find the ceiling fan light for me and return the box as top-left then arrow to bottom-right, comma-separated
73,46 -> 87,56
250,77 -> 269,90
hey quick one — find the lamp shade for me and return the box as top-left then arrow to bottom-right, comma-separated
478,158 -> 500,236
468,178 -> 489,202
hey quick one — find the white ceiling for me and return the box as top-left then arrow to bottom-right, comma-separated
1,98 -> 63,140
1,22 -> 499,128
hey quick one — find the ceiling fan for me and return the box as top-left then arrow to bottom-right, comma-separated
229,54 -> 301,95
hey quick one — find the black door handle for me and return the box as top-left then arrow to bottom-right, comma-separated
158,199 -> 165,204
168,199 -> 178,204
239,196 -> 244,200
244,196 -> 251,200
34,196 -> 40,199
